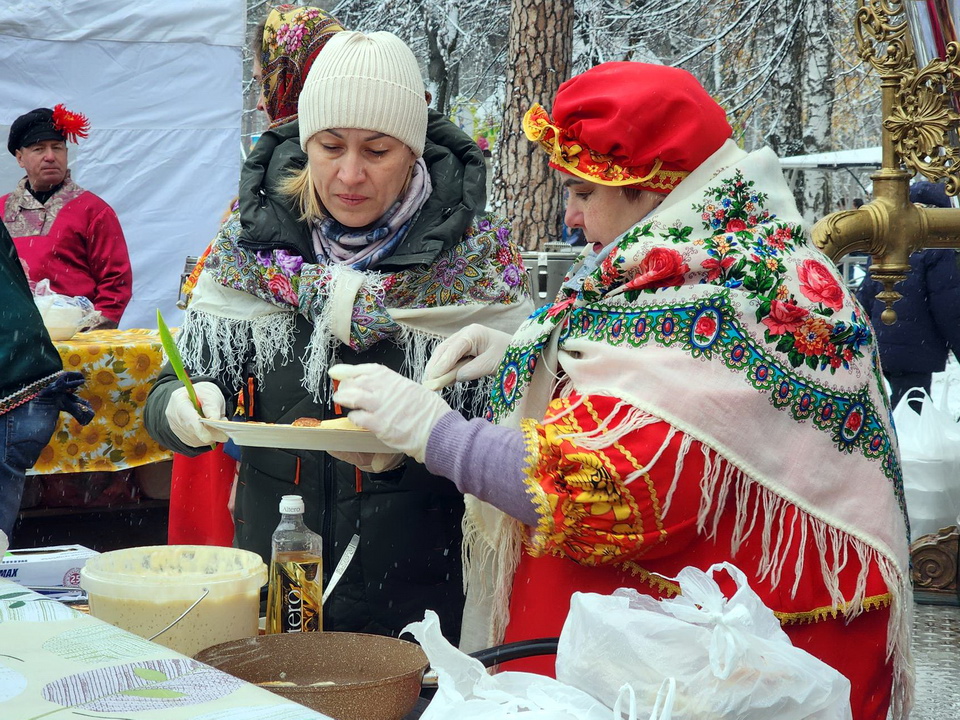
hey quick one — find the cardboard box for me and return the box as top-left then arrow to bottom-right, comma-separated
0,545 -> 99,591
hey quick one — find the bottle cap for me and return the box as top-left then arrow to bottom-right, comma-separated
279,495 -> 304,514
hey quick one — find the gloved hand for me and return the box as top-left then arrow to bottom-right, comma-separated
422,324 -> 513,390
325,449 -> 405,474
164,381 -> 229,447
329,363 -> 455,463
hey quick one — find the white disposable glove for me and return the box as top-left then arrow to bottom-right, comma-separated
329,363 -> 455,463
325,450 -> 405,474
164,381 -> 229,447
423,324 -> 513,390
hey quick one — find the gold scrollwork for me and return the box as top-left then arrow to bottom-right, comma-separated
811,1 -> 960,324
885,44 -> 960,193
855,0 -> 912,75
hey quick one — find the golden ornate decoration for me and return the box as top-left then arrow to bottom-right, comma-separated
854,0 -> 912,76
812,0 -> 960,322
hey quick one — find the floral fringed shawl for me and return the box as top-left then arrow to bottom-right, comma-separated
461,140 -> 913,718
178,211 -> 532,411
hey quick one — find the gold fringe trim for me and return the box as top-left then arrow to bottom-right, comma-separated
621,562 -> 682,597
774,592 -> 893,625
520,417 -> 554,557
619,561 -> 892,626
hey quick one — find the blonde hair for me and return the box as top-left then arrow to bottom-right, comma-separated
281,164 -> 327,223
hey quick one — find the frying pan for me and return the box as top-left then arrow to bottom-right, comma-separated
194,631 -> 558,720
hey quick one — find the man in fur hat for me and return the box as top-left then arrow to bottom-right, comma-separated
2,105 -> 132,327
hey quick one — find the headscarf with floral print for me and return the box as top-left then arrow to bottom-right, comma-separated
260,5 -> 344,128
178,6 -> 343,299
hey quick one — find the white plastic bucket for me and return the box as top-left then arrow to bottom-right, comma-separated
80,545 -> 267,657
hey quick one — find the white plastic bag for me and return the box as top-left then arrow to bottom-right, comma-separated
403,610 -> 631,720
556,563 -> 852,720
892,385 -> 960,539
32,279 -> 103,340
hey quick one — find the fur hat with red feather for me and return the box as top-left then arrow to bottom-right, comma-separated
7,104 -> 90,155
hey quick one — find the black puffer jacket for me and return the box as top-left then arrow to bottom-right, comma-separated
145,112 -> 494,643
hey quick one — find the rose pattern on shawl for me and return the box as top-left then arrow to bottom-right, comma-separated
694,312 -> 718,341
623,247 -> 689,292
687,171 -> 869,373
762,300 -> 809,335
267,273 -> 298,305
702,255 -> 735,282
576,171 -> 872,375
797,258 -> 845,311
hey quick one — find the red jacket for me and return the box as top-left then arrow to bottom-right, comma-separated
2,175 -> 132,323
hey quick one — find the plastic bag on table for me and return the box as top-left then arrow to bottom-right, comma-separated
32,279 -> 103,340
402,610 -> 633,720
892,385 -> 960,539
556,563 -> 852,720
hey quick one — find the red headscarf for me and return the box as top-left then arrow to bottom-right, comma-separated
260,5 -> 344,127
524,62 -> 732,193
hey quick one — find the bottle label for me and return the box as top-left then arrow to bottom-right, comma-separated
266,553 -> 322,633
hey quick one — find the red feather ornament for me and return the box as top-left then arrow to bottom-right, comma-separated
51,104 -> 90,144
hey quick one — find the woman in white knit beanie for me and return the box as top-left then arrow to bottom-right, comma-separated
286,30 -> 430,232
146,28 -> 533,645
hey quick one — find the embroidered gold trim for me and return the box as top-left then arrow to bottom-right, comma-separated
520,417 -> 553,556
773,593 -> 893,625
618,561 -> 892,624
621,562 -> 682,596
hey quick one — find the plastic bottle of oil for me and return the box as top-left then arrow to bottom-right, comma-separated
265,494 -> 323,633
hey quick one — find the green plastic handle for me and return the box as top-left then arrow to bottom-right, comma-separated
156,309 -> 202,412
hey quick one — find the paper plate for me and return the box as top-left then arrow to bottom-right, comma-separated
200,419 -> 396,453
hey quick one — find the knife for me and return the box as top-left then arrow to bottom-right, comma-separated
157,309 -> 202,412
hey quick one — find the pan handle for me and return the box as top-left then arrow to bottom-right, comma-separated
469,637 -> 559,667
420,637 -> 560,688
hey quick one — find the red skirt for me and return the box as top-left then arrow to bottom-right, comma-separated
501,551 -> 892,720
167,447 -> 236,546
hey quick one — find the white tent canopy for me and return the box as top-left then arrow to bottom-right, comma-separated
0,0 -> 244,330
779,147 -> 882,170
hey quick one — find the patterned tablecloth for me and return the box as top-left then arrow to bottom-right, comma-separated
29,329 -> 173,475
0,580 -> 331,720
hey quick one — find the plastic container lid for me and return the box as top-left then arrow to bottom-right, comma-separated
79,545 -> 267,601
280,494 -> 304,514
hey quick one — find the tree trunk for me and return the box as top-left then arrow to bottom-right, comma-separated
798,0 -> 837,222
491,0 -> 573,250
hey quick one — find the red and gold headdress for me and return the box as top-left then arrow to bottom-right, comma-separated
524,62 -> 733,194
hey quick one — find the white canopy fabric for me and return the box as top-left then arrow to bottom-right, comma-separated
0,1 -> 244,329
779,147 -> 882,170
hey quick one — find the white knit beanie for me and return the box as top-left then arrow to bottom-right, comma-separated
298,30 -> 427,157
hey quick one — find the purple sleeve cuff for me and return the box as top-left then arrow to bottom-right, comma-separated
425,411 -> 538,526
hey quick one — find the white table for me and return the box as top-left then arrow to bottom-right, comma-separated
0,579 -> 332,720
